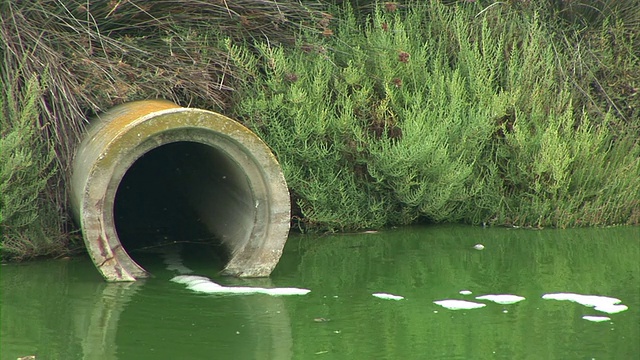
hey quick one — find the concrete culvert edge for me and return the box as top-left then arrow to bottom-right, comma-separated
70,100 -> 290,282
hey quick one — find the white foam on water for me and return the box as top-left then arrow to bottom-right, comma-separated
170,275 -> 210,285
459,290 -> 473,295
593,304 -> 628,314
542,293 -> 628,313
434,299 -> 486,310
192,285 -> 261,294
172,275 -> 311,296
372,293 -> 404,300
582,315 -> 611,322
475,294 -> 526,304
263,288 -> 312,296
542,293 -> 622,306
187,281 -> 226,293
185,279 -> 216,289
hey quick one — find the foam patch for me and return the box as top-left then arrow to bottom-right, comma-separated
170,275 -> 311,296
170,275 -> 211,285
542,293 -> 628,314
372,293 -> 405,300
434,299 -> 486,310
582,315 -> 611,322
475,294 -> 526,304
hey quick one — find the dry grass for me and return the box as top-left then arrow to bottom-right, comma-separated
1,0 -> 324,247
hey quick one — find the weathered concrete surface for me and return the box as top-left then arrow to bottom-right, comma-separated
70,100 -> 290,281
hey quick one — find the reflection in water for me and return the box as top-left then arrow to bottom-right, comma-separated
0,258 -> 140,360
125,245 -> 297,360
76,282 -> 142,360
229,277 -> 295,360
0,248 -> 297,360
1,225 -> 639,359
158,245 -> 296,360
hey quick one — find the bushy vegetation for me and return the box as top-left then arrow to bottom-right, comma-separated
1,0 -> 638,259
0,72 -> 69,259
228,1 -> 639,231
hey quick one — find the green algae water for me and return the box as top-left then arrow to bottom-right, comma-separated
2,225 -> 639,360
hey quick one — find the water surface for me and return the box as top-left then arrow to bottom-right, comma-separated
2,225 -> 638,359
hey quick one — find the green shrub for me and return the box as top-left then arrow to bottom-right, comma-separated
0,72 -> 68,260
228,2 -> 639,231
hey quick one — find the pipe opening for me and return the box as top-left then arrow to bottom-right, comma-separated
71,101 -> 290,281
114,141 -> 254,269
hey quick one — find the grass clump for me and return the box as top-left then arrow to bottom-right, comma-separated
229,1 -> 639,231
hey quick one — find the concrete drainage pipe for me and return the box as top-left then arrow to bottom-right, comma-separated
70,100 -> 290,282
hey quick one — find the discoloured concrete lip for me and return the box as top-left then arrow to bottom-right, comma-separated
70,100 -> 290,281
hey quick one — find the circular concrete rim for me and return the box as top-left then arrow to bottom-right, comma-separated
71,100 -> 290,281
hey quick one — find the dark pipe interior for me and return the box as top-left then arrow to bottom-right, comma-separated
114,141 -> 232,270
